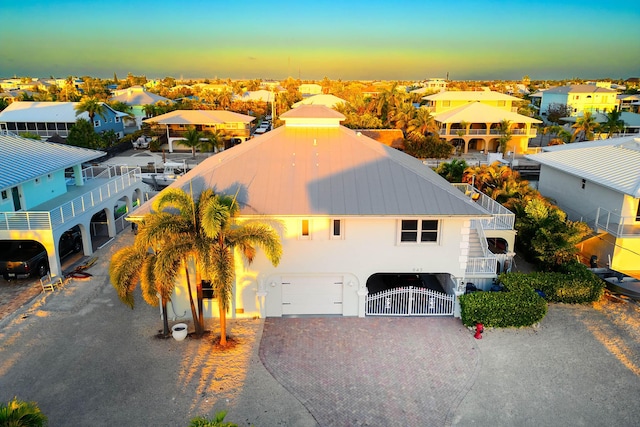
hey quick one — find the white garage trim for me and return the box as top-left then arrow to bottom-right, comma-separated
281,276 -> 343,315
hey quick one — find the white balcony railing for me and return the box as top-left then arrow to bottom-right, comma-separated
0,166 -> 142,232
452,184 -> 515,230
595,207 -> 640,238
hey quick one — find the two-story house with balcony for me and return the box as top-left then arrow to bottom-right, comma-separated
142,109 -> 256,152
526,136 -> 640,279
129,105 -> 516,321
0,133 -> 146,278
0,101 -> 128,140
422,91 -> 541,155
535,84 -> 618,118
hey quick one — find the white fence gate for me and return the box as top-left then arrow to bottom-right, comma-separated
366,286 -> 454,316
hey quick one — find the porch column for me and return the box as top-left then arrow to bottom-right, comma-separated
357,283 -> 368,318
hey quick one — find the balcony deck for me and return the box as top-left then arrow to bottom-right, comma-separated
0,165 -> 142,232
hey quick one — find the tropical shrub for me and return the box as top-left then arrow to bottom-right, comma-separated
189,411 -> 237,427
0,397 -> 47,427
499,264 -> 604,304
459,280 -> 547,328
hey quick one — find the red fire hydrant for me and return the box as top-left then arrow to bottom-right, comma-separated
474,323 -> 484,339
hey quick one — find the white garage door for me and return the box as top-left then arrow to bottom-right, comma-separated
281,276 -> 343,315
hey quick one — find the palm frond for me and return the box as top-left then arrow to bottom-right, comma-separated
109,245 -> 148,308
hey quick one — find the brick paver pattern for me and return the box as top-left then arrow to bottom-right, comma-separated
260,317 -> 479,427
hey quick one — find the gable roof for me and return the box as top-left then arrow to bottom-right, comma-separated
432,102 -> 542,124
422,91 -> 521,102
526,136 -> 640,197
142,109 -> 255,125
0,101 -> 127,122
0,134 -> 105,189
132,104 -> 488,218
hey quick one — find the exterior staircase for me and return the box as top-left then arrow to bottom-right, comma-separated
468,228 -> 485,258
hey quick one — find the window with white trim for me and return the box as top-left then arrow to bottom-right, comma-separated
94,120 -> 100,127
400,219 -> 439,243
115,116 -> 120,123
331,219 -> 343,239
300,219 -> 310,240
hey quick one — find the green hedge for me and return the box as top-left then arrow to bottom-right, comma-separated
459,282 -> 547,328
460,264 -> 605,328
499,263 -> 604,304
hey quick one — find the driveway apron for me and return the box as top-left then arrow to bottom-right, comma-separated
260,317 -> 479,427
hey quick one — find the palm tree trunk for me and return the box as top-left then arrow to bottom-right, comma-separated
184,264 -> 203,336
195,269 -> 204,333
219,302 -> 227,346
161,297 -> 170,337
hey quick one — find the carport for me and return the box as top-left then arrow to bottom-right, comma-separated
365,273 -> 455,316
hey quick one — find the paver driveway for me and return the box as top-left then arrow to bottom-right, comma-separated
260,317 -> 479,427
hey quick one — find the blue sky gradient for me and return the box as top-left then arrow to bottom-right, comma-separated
1,0 -> 639,81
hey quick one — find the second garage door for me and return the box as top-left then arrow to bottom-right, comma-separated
281,276 -> 343,315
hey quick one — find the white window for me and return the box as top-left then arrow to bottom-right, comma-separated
399,219 -> 439,243
300,219 -> 310,240
331,219 -> 343,239
94,120 -> 100,127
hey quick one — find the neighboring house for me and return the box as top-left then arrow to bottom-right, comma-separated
535,84 -> 618,117
129,105 -> 516,320
109,85 -> 173,129
410,78 -> 448,94
291,94 -> 348,109
526,136 -> 640,278
234,90 -> 275,103
142,109 -> 255,152
617,94 -> 640,113
0,134 -> 146,277
559,111 -> 640,136
423,91 -> 541,154
0,101 -> 127,139
298,83 -> 323,96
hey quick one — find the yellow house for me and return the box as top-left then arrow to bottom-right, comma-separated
423,91 -> 541,155
537,84 -> 618,117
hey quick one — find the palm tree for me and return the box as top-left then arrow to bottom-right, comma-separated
600,109 -> 625,138
111,188 -> 220,337
75,97 -> 107,125
497,119 -> 513,155
571,111 -> 600,142
216,90 -> 234,110
0,397 -> 47,427
203,129 -> 225,153
180,126 -> 205,158
408,107 -> 438,136
390,103 -> 416,136
110,244 -> 174,337
142,104 -> 157,118
205,192 -> 282,346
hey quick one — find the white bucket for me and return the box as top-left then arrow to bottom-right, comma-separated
171,323 -> 188,341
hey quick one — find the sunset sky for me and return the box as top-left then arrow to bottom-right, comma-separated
1,0 -> 639,81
